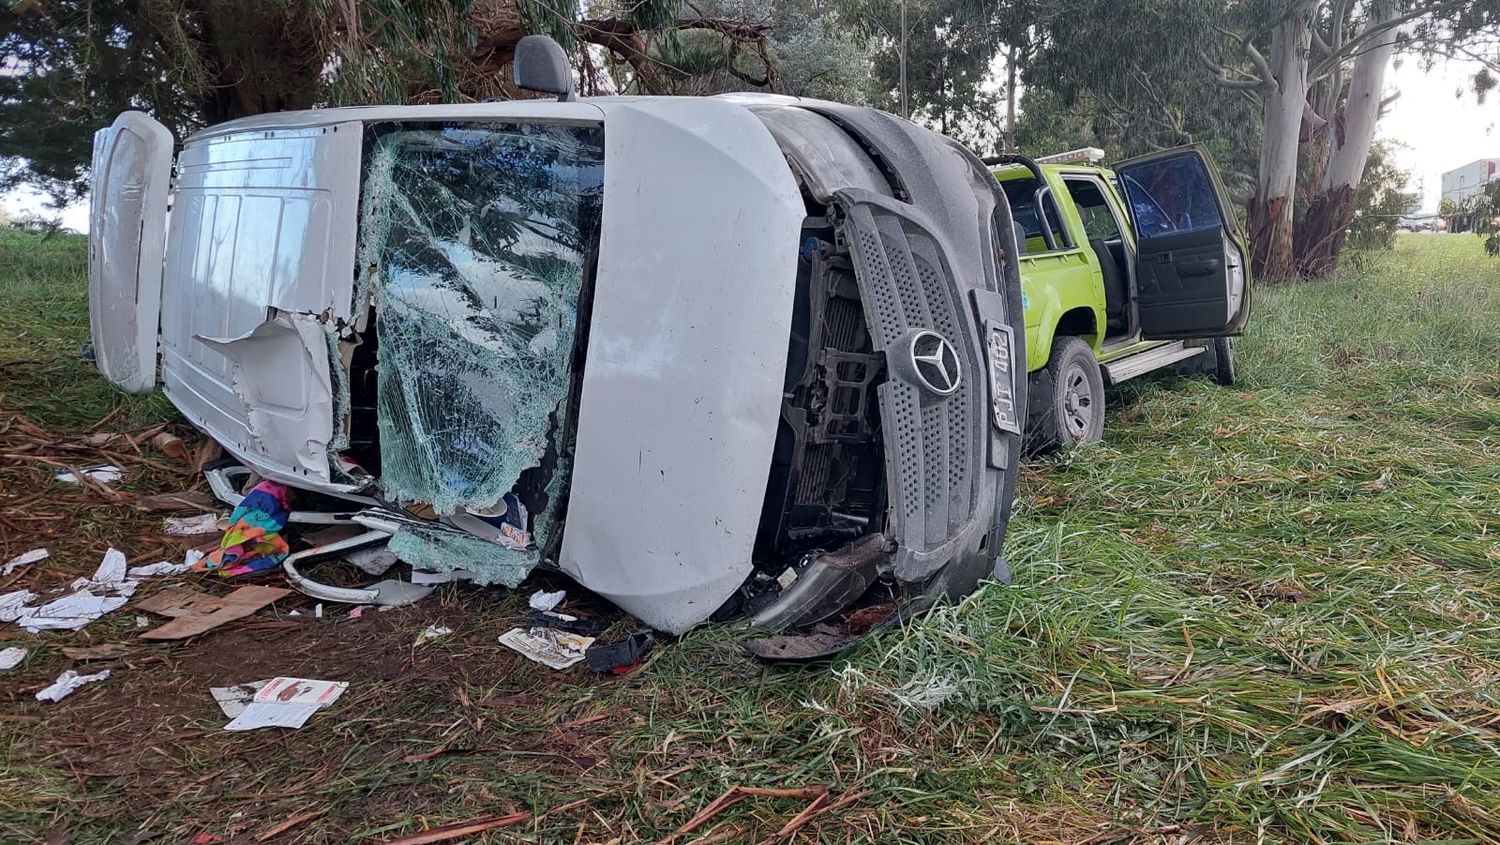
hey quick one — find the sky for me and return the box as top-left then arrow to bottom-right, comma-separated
2,55 -> 1494,230
1379,57 -> 1498,212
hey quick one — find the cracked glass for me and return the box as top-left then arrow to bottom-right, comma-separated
358,121 -> 604,535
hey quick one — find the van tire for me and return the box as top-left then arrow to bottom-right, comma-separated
1027,336 -> 1105,451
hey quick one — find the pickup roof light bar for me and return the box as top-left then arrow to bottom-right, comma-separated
1035,147 -> 1106,165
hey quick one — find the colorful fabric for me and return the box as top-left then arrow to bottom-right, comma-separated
193,481 -> 293,577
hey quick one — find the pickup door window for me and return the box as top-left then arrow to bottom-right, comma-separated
1116,147 -> 1250,339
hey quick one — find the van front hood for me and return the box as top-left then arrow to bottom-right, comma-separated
557,99 -> 805,633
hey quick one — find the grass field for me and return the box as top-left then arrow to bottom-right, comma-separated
1,230 -> 1497,844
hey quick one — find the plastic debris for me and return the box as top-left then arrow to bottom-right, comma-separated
192,480 -> 292,577
136,585 -> 292,640
2,548 -> 48,575
528,609 -> 610,637
498,627 -> 594,670
415,624 -> 453,646
586,632 -> 654,674
0,646 -> 27,670
36,668 -> 111,702
409,568 -> 476,585
368,580 -> 433,607
54,464 -> 124,485
347,605 -> 370,619
164,513 -> 224,536
528,589 -> 566,612
314,603 -> 324,619
345,546 -> 400,576
222,677 -> 347,731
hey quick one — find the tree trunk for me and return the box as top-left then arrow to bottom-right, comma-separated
1296,1 -> 1398,277
1248,0 -> 1316,282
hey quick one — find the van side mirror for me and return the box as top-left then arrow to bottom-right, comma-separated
514,35 -> 576,102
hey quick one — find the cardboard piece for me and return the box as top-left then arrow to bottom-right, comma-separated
138,585 -> 291,640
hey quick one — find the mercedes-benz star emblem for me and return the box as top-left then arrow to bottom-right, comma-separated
910,330 -> 961,396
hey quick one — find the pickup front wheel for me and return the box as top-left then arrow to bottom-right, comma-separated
1028,336 -> 1105,451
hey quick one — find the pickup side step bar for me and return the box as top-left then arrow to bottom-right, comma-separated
1100,341 -> 1205,384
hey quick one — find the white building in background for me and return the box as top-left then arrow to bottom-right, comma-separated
1441,158 -> 1498,232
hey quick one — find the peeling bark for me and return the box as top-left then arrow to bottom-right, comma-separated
1248,0 -> 1316,282
1296,0 -> 1398,277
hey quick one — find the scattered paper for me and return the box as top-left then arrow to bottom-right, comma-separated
128,560 -> 194,578
54,464 -> 125,485
529,589 -> 566,612
164,513 -> 224,536
498,627 -> 595,670
18,592 -> 131,632
415,624 -> 453,646
86,548 -> 128,590
36,669 -> 110,702
8,549 -> 143,632
0,646 -> 28,670
137,585 -> 291,640
223,677 -> 347,731
345,546 -> 399,576
2,548 -> 48,575
409,569 -> 476,585
210,679 -> 270,719
1,589 -> 37,623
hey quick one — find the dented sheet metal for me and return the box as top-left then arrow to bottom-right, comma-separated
160,120 -> 364,491
359,122 -> 604,516
195,312 -> 336,480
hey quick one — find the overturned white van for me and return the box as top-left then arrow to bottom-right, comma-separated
88,41 -> 1026,636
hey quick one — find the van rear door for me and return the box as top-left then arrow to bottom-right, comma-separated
1115,146 -> 1250,339
88,111 -> 173,392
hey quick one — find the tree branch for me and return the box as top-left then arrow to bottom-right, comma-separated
1199,49 -> 1270,92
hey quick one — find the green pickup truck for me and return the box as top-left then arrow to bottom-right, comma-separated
987,147 -> 1251,449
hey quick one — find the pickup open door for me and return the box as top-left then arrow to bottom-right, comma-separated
88,111 -> 173,392
1115,146 -> 1250,339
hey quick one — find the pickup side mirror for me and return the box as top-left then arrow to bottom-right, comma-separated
514,35 -> 576,102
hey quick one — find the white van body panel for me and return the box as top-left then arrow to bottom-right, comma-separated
88,111 -> 173,393
160,121 -> 362,488
559,99 -> 804,633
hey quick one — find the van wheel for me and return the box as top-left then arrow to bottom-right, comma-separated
1027,336 -> 1105,450
1210,337 -> 1236,386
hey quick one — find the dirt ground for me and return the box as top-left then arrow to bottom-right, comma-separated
0,411 -> 680,843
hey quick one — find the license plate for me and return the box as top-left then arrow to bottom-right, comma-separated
986,322 -> 1021,435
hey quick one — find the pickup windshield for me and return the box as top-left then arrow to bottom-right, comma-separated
358,121 -> 605,516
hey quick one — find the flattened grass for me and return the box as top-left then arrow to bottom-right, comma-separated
0,231 -> 1496,843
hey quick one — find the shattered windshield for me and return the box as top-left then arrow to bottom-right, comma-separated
358,121 -> 604,518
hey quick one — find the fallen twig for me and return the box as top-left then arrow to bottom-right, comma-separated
661,785 -> 828,843
379,813 -> 530,844
255,807 -> 327,841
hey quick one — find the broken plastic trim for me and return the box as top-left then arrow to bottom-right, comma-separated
205,463 -> 379,524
